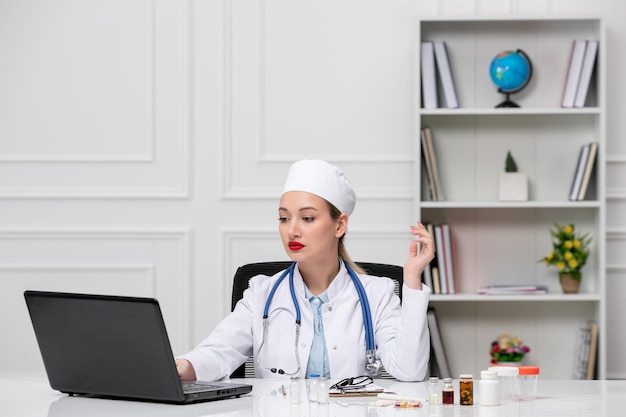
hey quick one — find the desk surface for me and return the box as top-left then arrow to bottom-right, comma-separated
1,376 -> 623,416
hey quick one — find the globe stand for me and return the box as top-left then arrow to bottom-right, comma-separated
496,91 -> 520,108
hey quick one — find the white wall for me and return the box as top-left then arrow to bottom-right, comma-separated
1,0 -> 625,378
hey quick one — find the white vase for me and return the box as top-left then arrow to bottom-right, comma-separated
498,172 -> 529,201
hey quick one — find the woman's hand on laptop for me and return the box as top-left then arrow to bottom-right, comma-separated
175,358 -> 197,381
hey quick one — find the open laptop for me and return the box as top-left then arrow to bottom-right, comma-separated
24,290 -> 252,404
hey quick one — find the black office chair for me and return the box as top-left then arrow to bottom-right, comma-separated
229,261 -> 404,378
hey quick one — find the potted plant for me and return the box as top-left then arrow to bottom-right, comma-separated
490,333 -> 530,364
539,222 -> 592,293
498,151 -> 528,201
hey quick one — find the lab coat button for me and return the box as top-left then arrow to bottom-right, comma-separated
301,343 -> 306,348
332,345 -> 337,350
327,306 -> 333,311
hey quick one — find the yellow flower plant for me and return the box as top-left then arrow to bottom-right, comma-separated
539,223 -> 591,281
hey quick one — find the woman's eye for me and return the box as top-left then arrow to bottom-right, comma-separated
277,217 -> 289,223
302,216 -> 314,222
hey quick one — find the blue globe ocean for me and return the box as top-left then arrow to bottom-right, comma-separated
489,49 -> 532,107
489,50 -> 531,93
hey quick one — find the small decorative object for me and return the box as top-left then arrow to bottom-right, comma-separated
498,151 -> 528,201
539,223 -> 592,294
490,333 -> 530,364
489,49 -> 533,108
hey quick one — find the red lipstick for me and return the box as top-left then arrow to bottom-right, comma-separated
289,241 -> 304,251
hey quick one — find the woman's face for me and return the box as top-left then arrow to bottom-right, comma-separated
278,191 -> 347,263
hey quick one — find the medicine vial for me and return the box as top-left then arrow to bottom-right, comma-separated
479,370 -> 500,406
308,374 -> 320,402
429,376 -> 442,405
459,374 -> 474,405
442,378 -> 454,405
290,376 -> 301,404
317,377 -> 329,403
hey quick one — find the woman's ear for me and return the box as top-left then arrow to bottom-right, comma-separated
335,213 -> 349,238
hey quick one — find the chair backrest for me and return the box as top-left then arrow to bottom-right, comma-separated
229,261 -> 404,378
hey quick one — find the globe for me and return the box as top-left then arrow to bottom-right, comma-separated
489,49 -> 533,108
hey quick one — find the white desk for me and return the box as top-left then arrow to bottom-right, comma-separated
1,376 -> 623,416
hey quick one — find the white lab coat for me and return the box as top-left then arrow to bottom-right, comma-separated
179,261 -> 431,382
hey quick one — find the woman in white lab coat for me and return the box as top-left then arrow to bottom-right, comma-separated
176,159 -> 434,382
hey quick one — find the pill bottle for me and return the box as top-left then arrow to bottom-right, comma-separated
442,377 -> 454,405
317,377 -> 329,404
488,365 -> 519,402
479,370 -> 500,406
308,374 -> 320,402
429,376 -> 442,405
517,366 -> 540,401
290,376 -> 301,404
459,374 -> 473,405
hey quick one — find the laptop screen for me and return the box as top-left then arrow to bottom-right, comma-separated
25,291 -> 191,403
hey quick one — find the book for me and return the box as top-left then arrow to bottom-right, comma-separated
569,143 -> 590,201
561,40 -> 587,108
423,127 -> 444,201
427,307 -> 452,378
434,224 -> 448,294
573,320 -> 598,380
431,266 -> 441,295
421,128 -> 438,201
425,222 -> 440,294
442,223 -> 456,294
421,263 -> 433,291
574,40 -> 599,108
586,320 -> 599,380
477,284 -> 548,295
577,142 -> 598,201
433,41 -> 459,108
421,41 -> 438,109
573,325 -> 590,379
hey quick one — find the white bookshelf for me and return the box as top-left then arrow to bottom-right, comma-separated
416,17 -> 606,380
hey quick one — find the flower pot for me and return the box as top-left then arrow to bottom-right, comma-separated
560,273 -> 581,294
498,173 -> 528,201
494,361 -> 523,367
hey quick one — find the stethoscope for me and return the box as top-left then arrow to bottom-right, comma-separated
255,261 -> 382,377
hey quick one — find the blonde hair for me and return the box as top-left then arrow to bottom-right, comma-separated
327,202 -> 365,275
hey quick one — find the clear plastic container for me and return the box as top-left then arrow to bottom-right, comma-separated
488,365 -> 519,402
517,366 -> 540,401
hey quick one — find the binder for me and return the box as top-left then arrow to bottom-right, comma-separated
421,42 -> 438,109
569,144 -> 590,201
427,307 -> 452,378
433,41 -> 459,108
577,142 -> 598,200
574,40 -> 599,108
561,40 -> 587,108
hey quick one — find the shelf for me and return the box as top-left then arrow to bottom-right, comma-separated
430,294 -> 602,302
416,17 -> 605,380
420,201 -> 601,209
420,108 -> 601,116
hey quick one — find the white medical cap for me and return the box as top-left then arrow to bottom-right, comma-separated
281,159 -> 356,215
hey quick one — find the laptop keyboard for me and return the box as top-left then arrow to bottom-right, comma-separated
182,382 -> 222,393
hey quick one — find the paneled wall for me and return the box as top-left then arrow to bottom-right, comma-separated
1,0 -> 625,378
